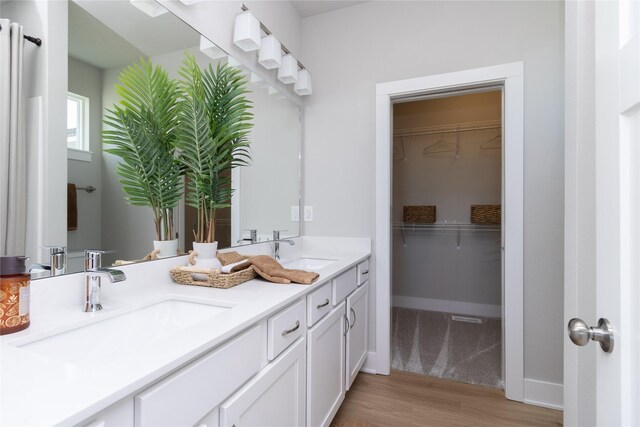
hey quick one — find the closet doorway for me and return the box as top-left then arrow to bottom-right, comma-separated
391,90 -> 503,389
375,62 -> 524,402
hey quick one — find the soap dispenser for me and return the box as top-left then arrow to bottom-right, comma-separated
0,256 -> 31,335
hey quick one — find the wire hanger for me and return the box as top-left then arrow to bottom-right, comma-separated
423,132 -> 456,156
423,129 -> 460,158
481,130 -> 502,150
393,135 -> 407,161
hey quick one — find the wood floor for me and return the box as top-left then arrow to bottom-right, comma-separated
331,370 -> 563,427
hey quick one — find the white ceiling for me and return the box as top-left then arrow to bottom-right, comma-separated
291,1 -> 368,18
70,0 -> 200,70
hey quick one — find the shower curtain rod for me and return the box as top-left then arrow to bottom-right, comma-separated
0,24 -> 42,46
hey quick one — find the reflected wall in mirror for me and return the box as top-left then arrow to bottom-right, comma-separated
64,0 -> 301,273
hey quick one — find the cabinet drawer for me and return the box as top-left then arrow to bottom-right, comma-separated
332,268 -> 357,305
357,259 -> 369,286
135,323 -> 266,427
268,299 -> 306,360
307,283 -> 333,326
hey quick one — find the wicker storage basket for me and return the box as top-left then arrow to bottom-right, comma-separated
470,205 -> 501,225
170,253 -> 256,289
170,265 -> 256,289
403,205 -> 436,224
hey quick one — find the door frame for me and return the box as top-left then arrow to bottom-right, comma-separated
374,62 -> 525,401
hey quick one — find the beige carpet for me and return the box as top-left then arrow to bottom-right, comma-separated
391,307 -> 502,388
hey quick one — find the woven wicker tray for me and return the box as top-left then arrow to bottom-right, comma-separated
170,265 -> 257,289
170,253 -> 256,289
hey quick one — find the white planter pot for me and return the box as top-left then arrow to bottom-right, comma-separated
193,241 -> 219,259
191,242 -> 222,280
153,239 -> 179,259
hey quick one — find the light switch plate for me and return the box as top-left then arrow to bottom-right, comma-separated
304,206 -> 313,222
291,206 -> 300,222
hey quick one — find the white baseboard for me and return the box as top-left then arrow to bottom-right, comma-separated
360,351 -> 378,374
523,378 -> 563,410
393,295 -> 502,318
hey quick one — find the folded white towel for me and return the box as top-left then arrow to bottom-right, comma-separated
221,259 -> 250,274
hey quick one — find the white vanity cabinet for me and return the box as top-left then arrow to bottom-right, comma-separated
134,323 -> 267,427
219,337 -> 306,427
345,282 -> 369,390
306,259 -> 370,427
307,302 -> 347,427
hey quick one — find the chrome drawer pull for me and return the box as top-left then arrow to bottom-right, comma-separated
316,298 -> 330,309
350,307 -> 357,328
344,314 -> 350,336
361,270 -> 369,275
281,320 -> 300,336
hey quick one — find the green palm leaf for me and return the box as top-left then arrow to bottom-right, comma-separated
176,53 -> 253,243
103,58 -> 182,241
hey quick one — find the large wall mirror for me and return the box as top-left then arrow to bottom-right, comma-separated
63,0 -> 301,273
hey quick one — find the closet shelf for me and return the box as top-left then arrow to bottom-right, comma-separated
393,119 -> 501,138
393,222 -> 501,232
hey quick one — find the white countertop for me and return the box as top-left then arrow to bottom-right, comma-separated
0,237 -> 370,426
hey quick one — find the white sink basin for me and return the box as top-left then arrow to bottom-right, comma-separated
282,257 -> 336,271
17,298 -> 230,367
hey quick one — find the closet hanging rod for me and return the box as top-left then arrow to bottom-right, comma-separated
394,119 -> 501,138
0,24 -> 42,46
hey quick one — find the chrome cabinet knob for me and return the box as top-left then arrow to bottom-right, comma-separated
568,317 -> 614,353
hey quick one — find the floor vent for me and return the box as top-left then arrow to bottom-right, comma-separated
451,315 -> 482,324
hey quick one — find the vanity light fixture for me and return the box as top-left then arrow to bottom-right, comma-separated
258,35 -> 282,70
278,54 -> 298,84
200,36 -> 226,60
227,56 -> 250,76
233,11 -> 261,52
294,69 -> 313,96
129,0 -> 167,17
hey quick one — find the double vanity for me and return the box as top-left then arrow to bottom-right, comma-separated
0,237 -> 371,427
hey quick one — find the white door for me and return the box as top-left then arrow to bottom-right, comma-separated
565,1 -> 640,426
307,302 -> 346,427
345,282 -> 368,390
219,337 -> 306,427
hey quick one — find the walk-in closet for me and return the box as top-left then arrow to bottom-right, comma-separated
391,89 -> 503,389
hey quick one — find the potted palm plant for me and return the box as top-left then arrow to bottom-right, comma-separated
103,59 -> 182,258
177,53 -> 252,268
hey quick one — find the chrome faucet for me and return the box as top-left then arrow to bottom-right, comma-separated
237,229 -> 258,244
29,246 -> 67,276
272,230 -> 295,260
83,250 -> 126,312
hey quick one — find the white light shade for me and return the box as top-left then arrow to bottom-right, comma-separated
129,0 -> 167,17
277,54 -> 298,84
258,35 -> 282,70
200,36 -> 226,59
294,70 -> 312,96
227,56 -> 249,75
233,12 -> 261,52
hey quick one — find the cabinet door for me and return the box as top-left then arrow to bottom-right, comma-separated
345,282 -> 368,390
307,302 -> 346,427
220,337 -> 306,427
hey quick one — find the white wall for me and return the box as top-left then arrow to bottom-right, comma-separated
301,1 -> 564,390
2,0 -> 67,264
392,92 -> 502,312
67,56 -> 103,253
